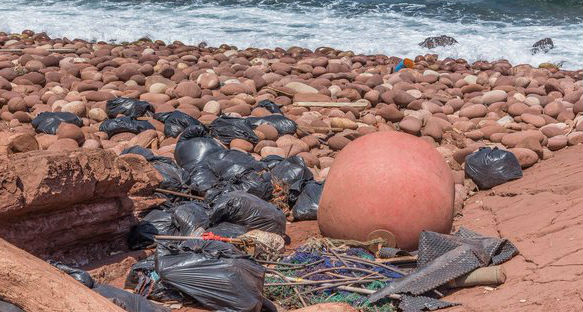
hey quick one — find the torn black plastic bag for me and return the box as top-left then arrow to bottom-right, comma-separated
128,209 -> 177,250
150,157 -> 190,191
106,97 -> 154,118
125,258 -> 184,303
31,112 -> 83,134
175,136 -> 224,172
206,222 -> 248,238
261,155 -> 284,169
99,117 -> 155,137
205,171 -> 274,202
270,156 -> 314,192
256,99 -> 282,114
172,202 -> 210,236
292,181 -> 323,221
209,116 -> 259,144
465,147 -> 522,189
246,115 -> 297,135
188,164 -> 219,193
208,149 -> 266,181
93,285 -> 168,312
121,145 -> 156,161
154,111 -> 205,138
210,191 -> 286,235
48,260 -> 94,288
155,240 -> 266,312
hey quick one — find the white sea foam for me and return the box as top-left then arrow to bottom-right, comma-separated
0,0 -> 581,69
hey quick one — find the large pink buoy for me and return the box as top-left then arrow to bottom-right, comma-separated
317,131 -> 454,250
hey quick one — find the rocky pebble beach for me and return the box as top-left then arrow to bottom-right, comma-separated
1,30 -> 582,208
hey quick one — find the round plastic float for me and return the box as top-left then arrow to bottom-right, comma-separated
317,131 -> 454,250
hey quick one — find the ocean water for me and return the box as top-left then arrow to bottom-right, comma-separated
1,0 -> 581,69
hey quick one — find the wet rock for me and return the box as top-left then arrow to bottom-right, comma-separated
418,35 -> 458,49
531,38 -> 554,54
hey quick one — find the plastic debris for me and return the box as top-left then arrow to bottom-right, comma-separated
31,112 -> 83,134
99,117 -> 155,137
465,147 -> 523,189
106,97 -> 154,119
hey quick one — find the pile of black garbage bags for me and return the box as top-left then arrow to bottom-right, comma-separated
37,98 -> 324,311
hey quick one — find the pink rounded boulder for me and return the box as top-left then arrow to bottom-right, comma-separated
317,131 -> 454,250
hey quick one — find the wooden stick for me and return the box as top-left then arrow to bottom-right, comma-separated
155,188 -> 204,200
297,126 -> 343,133
293,101 -> 368,108
0,48 -> 77,53
377,255 -> 418,264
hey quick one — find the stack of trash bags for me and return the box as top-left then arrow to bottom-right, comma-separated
96,99 -> 323,311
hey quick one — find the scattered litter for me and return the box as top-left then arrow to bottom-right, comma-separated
292,181 -> 324,221
48,260 -> 94,288
94,284 -> 168,312
99,117 -> 155,137
256,99 -> 283,114
155,240 -> 269,312
128,209 -> 177,250
106,97 -> 154,119
246,115 -> 297,135
209,115 -> 259,144
210,191 -> 286,235
465,147 -> 523,189
31,111 -> 83,134
154,111 -> 204,138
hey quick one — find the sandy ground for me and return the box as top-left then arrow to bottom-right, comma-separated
446,144 -> 583,311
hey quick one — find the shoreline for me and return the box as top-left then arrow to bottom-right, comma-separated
1,30 -> 582,73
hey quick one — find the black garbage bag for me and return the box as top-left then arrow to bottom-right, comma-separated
94,284 -> 168,312
31,111 -> 83,134
175,137 -> 224,172
128,209 -> 177,250
155,240 -> 266,312
208,149 -> 266,181
246,115 -> 297,135
125,258 -> 184,302
48,260 -> 94,288
122,145 -> 156,160
0,301 -> 24,312
188,164 -> 219,193
206,222 -> 248,238
271,156 -> 314,189
150,157 -> 190,191
292,181 -> 323,221
210,191 -> 286,235
256,99 -> 282,114
178,124 -> 208,140
154,111 -> 205,138
99,117 -> 155,137
205,171 -> 273,203
209,116 -> 259,144
106,97 -> 154,118
261,155 -> 284,169
465,147 -> 523,189
172,202 -> 210,236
